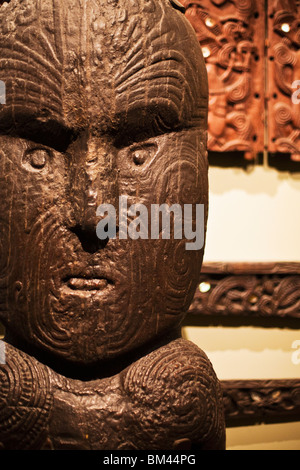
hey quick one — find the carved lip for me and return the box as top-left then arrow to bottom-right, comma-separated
66,277 -> 113,291
62,272 -> 114,292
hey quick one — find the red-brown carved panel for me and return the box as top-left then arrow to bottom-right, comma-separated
183,0 -> 265,160
268,0 -> 300,161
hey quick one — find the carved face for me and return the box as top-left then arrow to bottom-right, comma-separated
0,0 -> 208,364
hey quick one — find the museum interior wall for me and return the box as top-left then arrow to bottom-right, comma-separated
0,0 -> 226,451
181,0 -> 300,450
183,165 -> 300,450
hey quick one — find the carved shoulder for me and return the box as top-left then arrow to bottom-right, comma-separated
121,338 -> 226,450
0,342 -> 53,450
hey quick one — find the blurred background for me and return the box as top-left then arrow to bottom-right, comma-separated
182,0 -> 300,450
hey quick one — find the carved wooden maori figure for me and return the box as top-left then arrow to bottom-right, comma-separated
183,0 -> 265,160
0,0 -> 225,450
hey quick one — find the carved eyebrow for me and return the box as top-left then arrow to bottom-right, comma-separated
0,112 -> 76,152
110,100 -> 185,146
169,0 -> 186,12
114,41 -> 206,128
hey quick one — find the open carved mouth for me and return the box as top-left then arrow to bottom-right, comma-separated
63,276 -> 114,291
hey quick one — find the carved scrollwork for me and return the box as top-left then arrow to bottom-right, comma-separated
187,262 -> 300,426
268,0 -> 300,160
183,0 -> 265,160
183,0 -> 300,163
222,379 -> 300,425
189,262 -> 300,319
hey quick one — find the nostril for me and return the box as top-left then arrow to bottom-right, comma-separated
70,225 -> 109,254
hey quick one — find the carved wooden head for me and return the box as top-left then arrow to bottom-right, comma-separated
0,0 -> 208,365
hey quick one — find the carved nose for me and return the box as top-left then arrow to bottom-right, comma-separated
69,137 -> 118,253
80,186 -> 101,232
70,225 -> 109,254
71,179 -> 118,254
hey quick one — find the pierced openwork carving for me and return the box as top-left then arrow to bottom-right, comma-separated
0,0 -> 225,450
222,379 -> 300,426
183,0 -> 265,160
268,0 -> 300,161
189,262 -> 300,319
183,0 -> 300,163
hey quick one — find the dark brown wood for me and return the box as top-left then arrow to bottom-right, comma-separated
222,379 -> 300,426
189,262 -> 300,319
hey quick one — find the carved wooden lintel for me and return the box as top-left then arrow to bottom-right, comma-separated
189,262 -> 300,319
222,379 -> 300,426
189,264 -> 300,426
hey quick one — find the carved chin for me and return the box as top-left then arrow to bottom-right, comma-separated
7,223 -> 194,363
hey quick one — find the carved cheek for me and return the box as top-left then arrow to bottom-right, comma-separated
152,133 -> 207,318
0,137 -> 68,326
117,130 -> 207,325
0,138 -> 67,234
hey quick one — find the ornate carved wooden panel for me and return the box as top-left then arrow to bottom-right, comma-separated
187,262 -> 300,427
189,262 -> 300,319
0,0 -> 227,451
222,379 -> 300,426
183,0 -> 300,164
268,0 -> 300,161
183,0 -> 266,160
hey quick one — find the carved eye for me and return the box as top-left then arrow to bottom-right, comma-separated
132,148 -> 148,166
131,143 -> 157,167
22,148 -> 50,171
